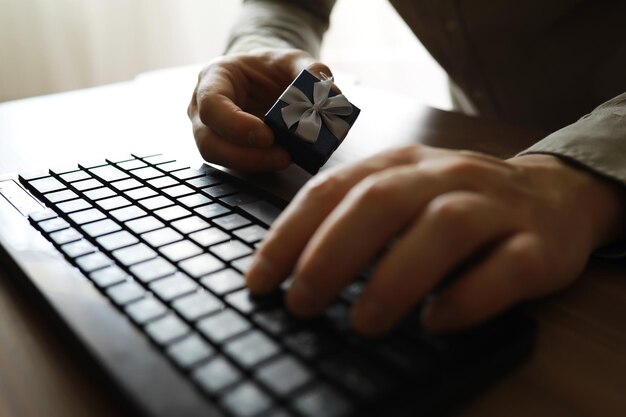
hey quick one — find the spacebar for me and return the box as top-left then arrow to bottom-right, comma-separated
239,200 -> 282,226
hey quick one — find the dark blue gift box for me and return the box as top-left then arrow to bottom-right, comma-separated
264,70 -> 360,174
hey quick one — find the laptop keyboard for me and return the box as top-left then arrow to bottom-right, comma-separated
19,153 -> 534,417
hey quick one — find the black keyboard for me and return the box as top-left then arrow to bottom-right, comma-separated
19,153 -> 535,417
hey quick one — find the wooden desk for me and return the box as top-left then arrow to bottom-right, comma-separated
1,67 -> 625,417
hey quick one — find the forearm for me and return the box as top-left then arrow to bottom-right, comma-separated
226,0 -> 335,57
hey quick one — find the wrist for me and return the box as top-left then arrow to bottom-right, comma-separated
511,154 -> 626,250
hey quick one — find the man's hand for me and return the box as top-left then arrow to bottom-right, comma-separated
246,145 -> 626,335
188,48 -> 332,172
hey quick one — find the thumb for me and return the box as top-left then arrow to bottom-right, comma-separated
291,56 -> 341,92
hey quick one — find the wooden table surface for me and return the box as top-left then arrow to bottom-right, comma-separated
1,66 -> 625,417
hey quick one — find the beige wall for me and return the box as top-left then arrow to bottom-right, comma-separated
0,0 -> 449,109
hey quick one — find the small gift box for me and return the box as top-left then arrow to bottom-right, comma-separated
264,70 -> 360,174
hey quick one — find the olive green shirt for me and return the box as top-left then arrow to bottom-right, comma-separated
227,0 -> 626,185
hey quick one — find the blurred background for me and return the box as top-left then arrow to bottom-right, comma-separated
0,0 -> 450,109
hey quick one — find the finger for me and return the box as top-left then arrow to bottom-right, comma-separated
193,115 -> 291,172
420,233 -> 543,333
196,65 -> 275,148
284,166 -> 451,317
350,193 -> 518,336
246,145 -> 424,295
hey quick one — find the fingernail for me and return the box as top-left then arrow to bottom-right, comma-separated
350,298 -> 385,335
246,255 -> 275,294
286,279 -> 319,317
421,302 -> 454,332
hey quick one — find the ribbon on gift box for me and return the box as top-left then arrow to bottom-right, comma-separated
280,78 -> 354,144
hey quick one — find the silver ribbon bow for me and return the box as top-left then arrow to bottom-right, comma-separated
280,79 -> 353,144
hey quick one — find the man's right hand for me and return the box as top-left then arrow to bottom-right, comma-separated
188,49 -> 332,172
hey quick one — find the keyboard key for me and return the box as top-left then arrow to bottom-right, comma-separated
220,193 -> 258,207
147,176 -> 178,190
78,159 -> 107,169
256,355 -> 312,396
125,216 -> 164,234
224,330 -> 280,368
194,203 -> 230,219
179,253 -> 224,278
96,196 -> 131,211
111,178 -> 142,191
126,297 -> 167,324
319,352 -> 392,400
283,330 -> 335,360
124,186 -> 157,200
142,154 -> 175,165
172,291 -> 223,321
178,193 -> 212,208
131,166 -> 163,180
159,240 -> 203,263
56,198 -> 92,214
89,165 -> 129,182
232,255 -> 254,274
234,225 -> 268,244
29,209 -> 57,222
154,205 -> 191,222
292,384 -> 352,417
61,239 -> 96,258
49,227 -> 82,245
145,314 -> 189,345
171,216 -> 210,235
220,382 -> 273,417
203,184 -> 238,198
83,187 -> 116,201
167,334 -> 214,369
189,227 -> 229,247
253,309 -> 298,336
197,310 -> 250,343
130,257 -> 177,283
150,273 -> 197,301
81,219 -> 121,238
187,175 -> 222,189
107,280 -> 145,305
213,213 -> 250,230
29,176 -> 65,194
171,168 -> 204,181
68,208 -> 106,225
141,227 -> 182,247
90,265 -> 128,287
156,160 -> 188,172
96,230 -> 139,251
193,356 -> 241,394
38,217 -> 69,233
113,243 -> 157,266
18,169 -> 49,181
162,184 -> 194,198
45,189 -> 78,203
239,200 -> 281,226
72,178 -> 103,192
138,195 -> 174,211
225,289 -> 279,315
201,269 -> 245,295
117,159 -> 147,171
110,206 -> 146,222
210,240 -> 253,261
60,170 -> 90,183
75,252 -> 113,272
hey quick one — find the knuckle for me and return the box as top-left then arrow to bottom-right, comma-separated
355,174 -> 405,207
386,144 -> 423,164
426,194 -> 475,229
508,239 -> 546,283
439,157 -> 487,178
303,174 -> 345,203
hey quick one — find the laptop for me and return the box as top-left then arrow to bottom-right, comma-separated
0,152 -> 535,417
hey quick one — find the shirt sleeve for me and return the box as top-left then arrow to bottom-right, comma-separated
519,92 -> 626,257
520,92 -> 626,185
226,0 -> 336,57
